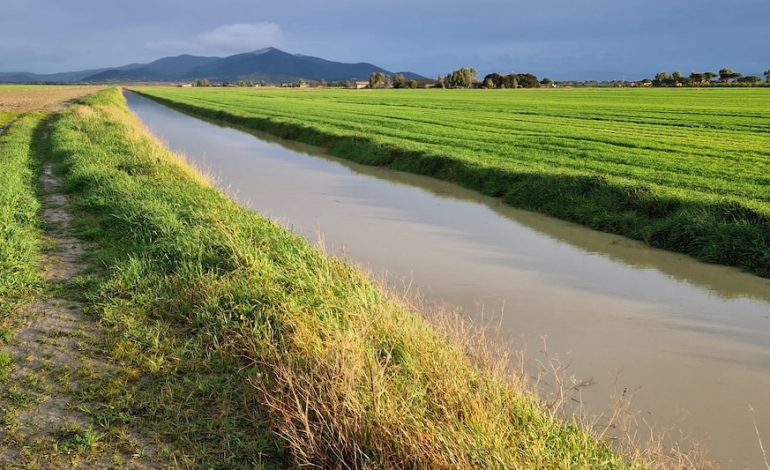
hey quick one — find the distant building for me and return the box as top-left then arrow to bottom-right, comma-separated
352,81 -> 369,89
178,83 -> 193,88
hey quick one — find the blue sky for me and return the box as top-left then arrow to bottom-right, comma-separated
2,0 -> 768,80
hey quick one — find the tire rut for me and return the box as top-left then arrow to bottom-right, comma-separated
0,122 -> 161,469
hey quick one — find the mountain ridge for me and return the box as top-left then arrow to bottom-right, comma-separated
0,48 -> 428,84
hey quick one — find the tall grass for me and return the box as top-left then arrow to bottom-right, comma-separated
136,87 -> 770,277
48,88 -> 659,468
0,113 -> 43,328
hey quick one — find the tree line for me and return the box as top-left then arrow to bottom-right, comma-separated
651,68 -> 769,87
370,69 -> 551,89
368,72 -> 421,88
191,66 -> 770,90
434,68 -> 553,89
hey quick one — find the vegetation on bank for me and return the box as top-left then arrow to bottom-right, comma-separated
46,88 -> 652,468
0,113 -> 13,127
0,113 -> 43,335
136,87 -> 770,277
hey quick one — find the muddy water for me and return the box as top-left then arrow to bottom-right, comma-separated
126,92 -> 770,469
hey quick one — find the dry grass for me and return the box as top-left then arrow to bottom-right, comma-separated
340,284 -> 716,469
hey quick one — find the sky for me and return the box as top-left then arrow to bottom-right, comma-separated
1,0 -> 768,80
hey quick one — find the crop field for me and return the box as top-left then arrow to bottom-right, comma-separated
0,85 -> 101,117
138,87 -> 770,276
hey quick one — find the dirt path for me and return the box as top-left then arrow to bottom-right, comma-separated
0,123 -> 158,468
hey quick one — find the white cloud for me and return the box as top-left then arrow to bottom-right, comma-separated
148,22 -> 284,55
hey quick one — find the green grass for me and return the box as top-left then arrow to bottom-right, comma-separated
137,87 -> 770,277
0,112 -> 14,127
0,112 -> 43,331
48,88 -> 650,468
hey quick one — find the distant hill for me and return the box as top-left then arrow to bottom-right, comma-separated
1,48 -> 427,84
84,55 -> 221,82
0,69 -> 108,83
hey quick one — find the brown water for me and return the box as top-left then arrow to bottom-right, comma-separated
126,92 -> 770,469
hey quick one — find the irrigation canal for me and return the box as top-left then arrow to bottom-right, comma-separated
127,91 -> 770,468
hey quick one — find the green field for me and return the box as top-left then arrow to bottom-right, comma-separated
138,87 -> 770,276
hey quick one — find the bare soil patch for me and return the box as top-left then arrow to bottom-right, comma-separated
0,87 -> 102,115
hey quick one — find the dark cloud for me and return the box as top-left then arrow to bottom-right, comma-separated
1,0 -> 768,79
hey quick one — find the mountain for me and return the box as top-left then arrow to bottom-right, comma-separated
0,69 -> 109,83
89,48 -> 428,83
181,47 -> 396,82
0,62 -> 146,84
0,48 -> 427,84
84,55 -> 221,82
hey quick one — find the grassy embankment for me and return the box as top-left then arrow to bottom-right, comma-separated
0,112 -> 44,375
136,87 -> 770,277
45,88 -> 653,468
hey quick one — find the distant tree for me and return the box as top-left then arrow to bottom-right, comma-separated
515,73 -> 540,88
446,68 -> 478,88
195,79 -> 211,87
481,72 -> 539,89
368,72 -> 392,88
653,72 -> 674,86
689,72 -> 704,85
738,75 -> 762,85
672,71 -> 684,84
765,69 -> 770,84
392,73 -> 408,88
407,79 -> 418,89
540,77 -> 554,87
319,79 -> 327,87
700,72 -> 717,85
436,74 -> 446,88
482,73 -> 502,88
718,68 -> 742,83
